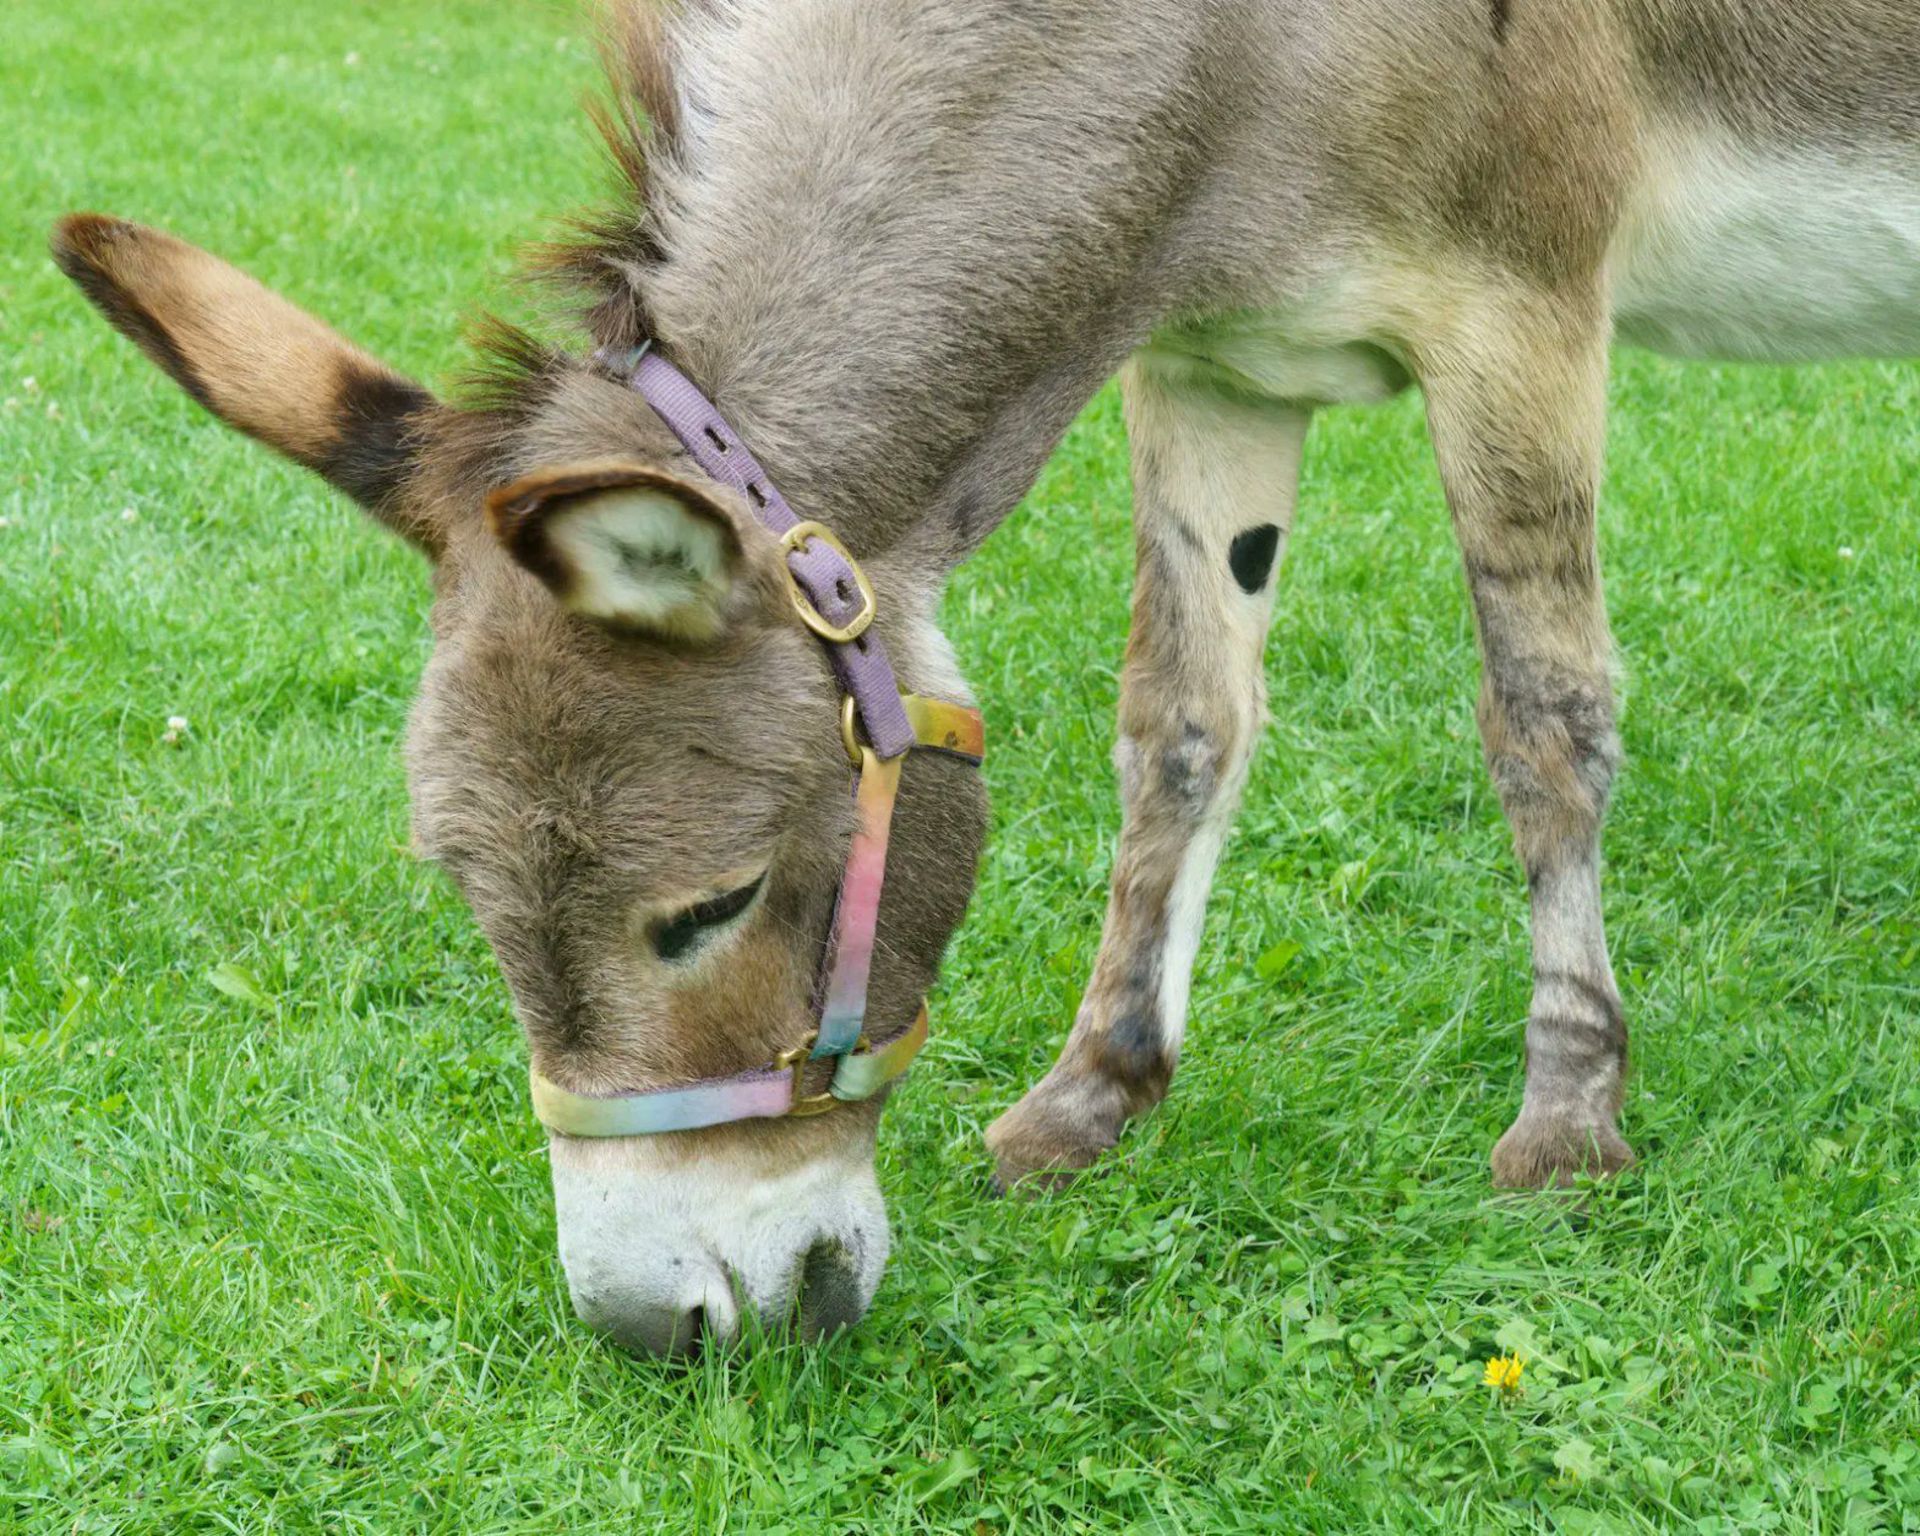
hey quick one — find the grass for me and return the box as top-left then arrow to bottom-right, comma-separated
5,2 -> 1920,1530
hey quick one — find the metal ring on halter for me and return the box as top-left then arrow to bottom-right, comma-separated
772,1032 -> 843,1117
780,520 -> 876,643
839,695 -> 866,767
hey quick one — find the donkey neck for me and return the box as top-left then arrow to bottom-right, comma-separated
635,0 -> 1225,564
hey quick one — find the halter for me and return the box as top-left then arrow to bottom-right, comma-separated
527,347 -> 985,1137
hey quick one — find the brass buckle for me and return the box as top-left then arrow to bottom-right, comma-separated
772,1033 -> 841,1117
779,521 -> 875,644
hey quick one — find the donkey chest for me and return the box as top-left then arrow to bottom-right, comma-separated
1611,125 -> 1920,363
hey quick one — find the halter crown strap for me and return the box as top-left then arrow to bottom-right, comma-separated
527,349 -> 984,1138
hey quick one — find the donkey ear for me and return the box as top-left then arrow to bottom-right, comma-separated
486,460 -> 751,639
50,213 -> 446,553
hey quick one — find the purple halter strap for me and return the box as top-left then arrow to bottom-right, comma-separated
527,348 -> 984,1138
624,348 -> 917,761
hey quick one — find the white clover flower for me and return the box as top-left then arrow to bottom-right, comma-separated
1839,546 -> 1856,560
121,507 -> 139,523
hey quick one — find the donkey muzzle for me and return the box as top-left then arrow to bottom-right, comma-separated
547,1130 -> 890,1358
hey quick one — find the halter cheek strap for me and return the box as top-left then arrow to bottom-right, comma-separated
526,350 -> 985,1138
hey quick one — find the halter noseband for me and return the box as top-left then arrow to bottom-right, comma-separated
527,347 -> 985,1137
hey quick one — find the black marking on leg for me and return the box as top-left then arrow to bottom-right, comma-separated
1565,974 -> 1625,1036
1158,721 -> 1219,809
1091,950 -> 1173,1093
1479,666 -> 1620,825
1532,968 -> 1626,1039
1228,524 -> 1280,594
1529,1011 -> 1626,1071
1491,0 -> 1511,42
1103,1010 -> 1164,1081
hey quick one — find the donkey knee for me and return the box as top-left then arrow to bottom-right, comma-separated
1117,714 -> 1232,818
1476,671 -> 1620,861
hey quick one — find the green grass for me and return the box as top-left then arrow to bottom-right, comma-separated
5,2 -> 1920,1530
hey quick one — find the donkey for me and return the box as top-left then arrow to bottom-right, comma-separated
54,0 -> 1920,1355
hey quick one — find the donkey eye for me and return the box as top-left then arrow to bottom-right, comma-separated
653,873 -> 766,962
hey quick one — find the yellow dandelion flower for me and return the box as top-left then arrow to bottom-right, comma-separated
1483,1354 -> 1525,1397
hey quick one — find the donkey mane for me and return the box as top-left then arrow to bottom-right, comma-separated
432,0 -> 700,484
523,0 -> 689,353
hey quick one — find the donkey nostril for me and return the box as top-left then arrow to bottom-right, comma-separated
573,1288 -> 712,1358
797,1238 -> 864,1342
640,1302 -> 707,1359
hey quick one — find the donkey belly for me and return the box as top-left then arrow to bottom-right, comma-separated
1612,124 -> 1920,363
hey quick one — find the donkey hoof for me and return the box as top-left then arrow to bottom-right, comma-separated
1490,1113 -> 1636,1190
984,1079 -> 1122,1196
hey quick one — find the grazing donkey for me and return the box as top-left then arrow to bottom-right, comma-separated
55,0 -> 1920,1354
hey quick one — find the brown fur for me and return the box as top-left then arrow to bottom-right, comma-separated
50,214 -> 439,543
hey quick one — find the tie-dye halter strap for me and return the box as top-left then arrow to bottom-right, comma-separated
527,348 -> 986,1138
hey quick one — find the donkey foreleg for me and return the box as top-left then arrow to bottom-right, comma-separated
988,355 -> 1308,1189
1418,283 -> 1635,1188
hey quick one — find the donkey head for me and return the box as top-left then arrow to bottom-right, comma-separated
51,213 -> 989,1356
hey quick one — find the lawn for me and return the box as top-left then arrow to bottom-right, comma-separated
5,2 -> 1920,1530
